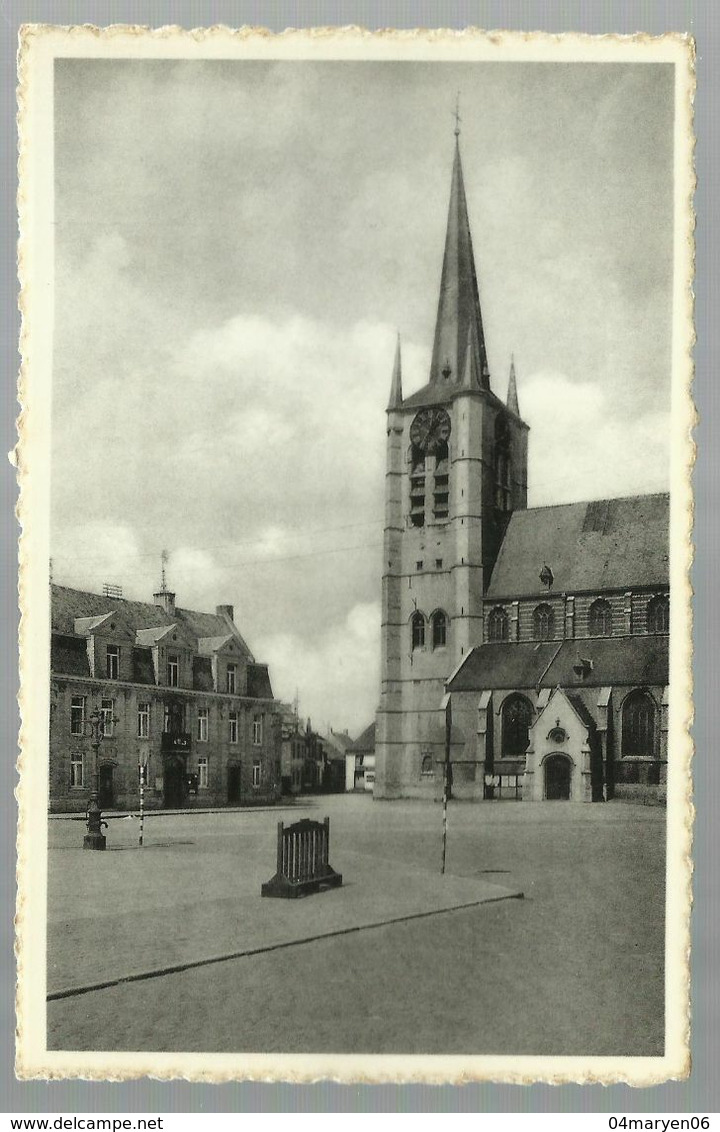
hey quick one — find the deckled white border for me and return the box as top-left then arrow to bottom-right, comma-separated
15,24 -> 695,1085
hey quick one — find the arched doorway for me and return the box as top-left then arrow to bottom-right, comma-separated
545,754 -> 571,800
98,763 -> 115,809
164,755 -> 187,809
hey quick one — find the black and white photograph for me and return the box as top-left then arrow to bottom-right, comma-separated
16,26 -> 694,1083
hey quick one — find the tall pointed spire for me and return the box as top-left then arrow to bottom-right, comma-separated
459,322 -> 481,390
429,129 -> 490,390
506,354 -> 520,416
387,332 -> 403,410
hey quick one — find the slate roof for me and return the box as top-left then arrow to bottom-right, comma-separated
565,691 -> 597,731
51,585 -> 253,660
448,635 -> 669,693
197,634 -> 235,654
247,664 -> 274,700
401,383 -> 519,420
327,730 -> 355,753
192,656 -> 215,693
132,647 -> 155,685
135,625 -> 177,646
74,612 -> 116,635
486,494 -> 669,598
51,634 -> 90,678
349,722 -> 376,753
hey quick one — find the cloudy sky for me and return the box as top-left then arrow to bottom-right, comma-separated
51,59 -> 674,733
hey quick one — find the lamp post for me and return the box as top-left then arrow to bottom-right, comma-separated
83,709 -> 108,851
138,747 -> 150,847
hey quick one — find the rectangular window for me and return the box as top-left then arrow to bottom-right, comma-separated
70,751 -> 84,788
226,664 -> 237,694
252,759 -> 261,787
106,644 -> 120,679
198,755 -> 209,789
167,656 -> 179,687
137,702 -> 150,738
229,711 -> 238,744
197,707 -> 209,742
252,715 -> 263,745
100,698 -> 115,738
70,695 -> 85,736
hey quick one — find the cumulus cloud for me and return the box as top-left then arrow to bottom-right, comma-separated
254,601 -> 381,735
522,371 -> 669,506
50,60 -> 675,732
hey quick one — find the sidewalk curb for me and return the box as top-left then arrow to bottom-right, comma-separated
49,803 -> 308,821
47,889 -> 523,1002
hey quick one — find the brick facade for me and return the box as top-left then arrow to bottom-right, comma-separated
49,585 -> 282,813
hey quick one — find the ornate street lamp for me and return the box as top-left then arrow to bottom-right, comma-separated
83,709 -> 110,851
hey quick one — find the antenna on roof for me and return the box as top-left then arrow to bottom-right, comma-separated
160,549 -> 169,593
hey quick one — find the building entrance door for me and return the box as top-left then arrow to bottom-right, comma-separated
228,765 -> 242,804
545,754 -> 571,800
164,756 -> 186,809
98,764 -> 114,809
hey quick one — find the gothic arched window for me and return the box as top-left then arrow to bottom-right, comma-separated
622,690 -> 656,757
589,598 -> 613,637
501,694 -> 533,758
431,610 -> 447,649
411,612 -> 425,650
421,754 -> 433,777
494,416 -> 512,512
647,595 -> 669,634
488,606 -> 509,642
533,604 -> 555,641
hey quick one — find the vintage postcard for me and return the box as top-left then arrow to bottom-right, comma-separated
16,25 -> 695,1084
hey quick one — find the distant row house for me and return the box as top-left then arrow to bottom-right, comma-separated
278,712 -> 347,795
50,583 -> 282,812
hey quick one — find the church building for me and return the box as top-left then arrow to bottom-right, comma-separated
373,129 -> 669,805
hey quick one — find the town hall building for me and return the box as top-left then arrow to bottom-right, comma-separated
374,129 -> 669,805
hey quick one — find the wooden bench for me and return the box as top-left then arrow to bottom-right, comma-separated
261,817 -> 342,898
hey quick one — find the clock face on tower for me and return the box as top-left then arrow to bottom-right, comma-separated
409,408 -> 451,453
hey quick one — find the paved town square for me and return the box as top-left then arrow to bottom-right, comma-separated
47,795 -> 665,1057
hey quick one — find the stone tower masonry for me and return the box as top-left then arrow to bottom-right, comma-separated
374,132 -> 529,799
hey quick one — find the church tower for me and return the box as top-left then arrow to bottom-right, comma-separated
374,127 -> 529,798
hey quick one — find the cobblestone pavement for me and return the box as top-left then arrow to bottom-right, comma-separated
47,795 -> 666,1056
